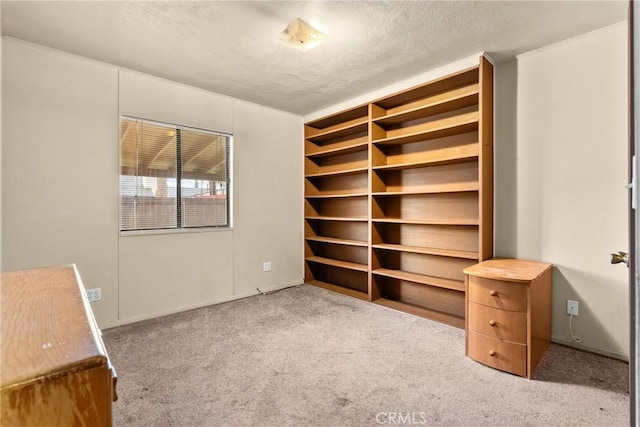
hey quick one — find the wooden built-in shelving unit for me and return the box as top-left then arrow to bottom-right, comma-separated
304,56 -> 493,328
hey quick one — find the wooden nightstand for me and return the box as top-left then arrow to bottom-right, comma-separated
1,265 -> 117,425
464,259 -> 552,378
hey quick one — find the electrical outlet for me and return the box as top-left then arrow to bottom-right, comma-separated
86,288 -> 102,302
263,262 -> 272,272
567,299 -> 579,316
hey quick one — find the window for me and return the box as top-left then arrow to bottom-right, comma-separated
119,117 -> 231,231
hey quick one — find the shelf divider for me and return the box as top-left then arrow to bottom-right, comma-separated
305,166 -> 368,179
305,120 -> 368,143
306,256 -> 368,272
372,218 -> 479,226
373,84 -> 479,126
307,280 -> 369,301
372,112 -> 479,146
306,216 -> 368,222
372,183 -> 479,196
306,236 -> 368,247
372,268 -> 465,292
306,192 -> 369,199
372,243 -> 479,260
372,150 -> 479,171
374,298 -> 465,329
306,140 -> 368,158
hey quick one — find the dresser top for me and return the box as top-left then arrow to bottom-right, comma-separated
463,258 -> 553,282
1,265 -> 107,389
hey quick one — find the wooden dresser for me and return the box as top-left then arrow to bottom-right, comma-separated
464,259 -> 552,378
1,265 -> 117,426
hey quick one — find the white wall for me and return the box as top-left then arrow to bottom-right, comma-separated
232,100 -> 304,295
1,38 -> 303,327
117,69 -> 303,323
495,23 -> 629,359
1,39 -> 120,325
118,232 -> 235,321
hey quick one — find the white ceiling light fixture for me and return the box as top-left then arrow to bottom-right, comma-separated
280,17 -> 328,52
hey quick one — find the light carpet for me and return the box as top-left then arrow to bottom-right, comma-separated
103,284 -> 629,426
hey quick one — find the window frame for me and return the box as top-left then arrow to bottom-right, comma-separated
119,115 -> 233,234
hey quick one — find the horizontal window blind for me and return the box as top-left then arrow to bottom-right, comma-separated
180,127 -> 229,228
120,117 -> 231,231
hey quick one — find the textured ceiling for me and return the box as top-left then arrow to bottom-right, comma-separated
1,1 -> 627,115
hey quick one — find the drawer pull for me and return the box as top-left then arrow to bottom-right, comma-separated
489,290 -> 498,296
488,320 -> 496,327
489,350 -> 496,357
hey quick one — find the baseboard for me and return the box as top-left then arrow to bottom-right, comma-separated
552,335 -> 629,362
256,280 -> 304,295
101,279 -> 305,330
101,290 -> 260,330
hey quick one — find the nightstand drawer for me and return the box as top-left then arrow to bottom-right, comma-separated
468,276 -> 527,312
468,302 -> 527,344
467,330 -> 526,377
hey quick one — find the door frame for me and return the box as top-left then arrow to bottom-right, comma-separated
630,2 -> 638,424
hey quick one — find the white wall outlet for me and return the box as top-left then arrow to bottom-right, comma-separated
86,288 -> 102,302
567,299 -> 579,316
263,262 -> 272,272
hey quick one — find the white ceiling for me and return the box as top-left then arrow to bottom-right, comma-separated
1,1 -> 627,116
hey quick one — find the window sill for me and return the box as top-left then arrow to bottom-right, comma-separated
119,227 -> 232,237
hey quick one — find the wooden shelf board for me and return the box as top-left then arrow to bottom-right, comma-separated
372,153 -> 478,171
374,298 -> 465,329
307,280 -> 370,301
306,141 -> 369,158
372,113 -> 478,146
306,256 -> 368,272
372,243 -> 479,260
306,120 -> 368,143
372,218 -> 479,226
372,268 -> 465,292
373,66 -> 479,110
305,166 -> 368,179
373,85 -> 479,126
305,216 -> 368,222
306,236 -> 368,247
305,105 -> 369,130
371,183 -> 479,196
306,192 -> 369,199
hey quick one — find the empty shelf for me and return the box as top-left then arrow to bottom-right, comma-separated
372,268 -> 465,292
